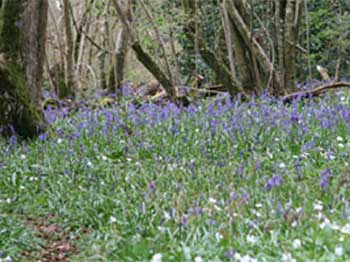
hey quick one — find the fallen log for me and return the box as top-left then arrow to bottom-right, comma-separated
282,81 -> 350,103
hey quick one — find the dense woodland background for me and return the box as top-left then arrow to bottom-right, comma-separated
0,0 -> 350,138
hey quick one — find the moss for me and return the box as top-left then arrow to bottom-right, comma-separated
0,62 -> 42,138
57,69 -> 69,99
0,0 -> 24,60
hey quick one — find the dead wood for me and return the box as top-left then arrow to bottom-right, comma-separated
282,81 -> 350,103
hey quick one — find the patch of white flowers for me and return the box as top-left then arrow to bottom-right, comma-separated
335,246 -> 343,256
292,239 -> 302,249
246,234 -> 258,244
281,253 -> 296,262
151,253 -> 162,262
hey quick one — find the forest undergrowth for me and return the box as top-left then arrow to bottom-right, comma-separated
1,91 -> 350,261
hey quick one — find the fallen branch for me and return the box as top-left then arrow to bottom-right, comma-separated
282,81 -> 350,103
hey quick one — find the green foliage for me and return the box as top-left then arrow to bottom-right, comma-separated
302,0 -> 350,79
0,216 -> 42,261
2,93 -> 350,260
0,0 -> 24,60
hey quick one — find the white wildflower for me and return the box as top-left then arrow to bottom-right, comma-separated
109,216 -> 117,224
215,232 -> 223,241
29,176 -> 38,181
335,246 -> 343,256
337,136 -> 344,142
213,205 -> 222,211
151,253 -> 162,262
278,162 -> 286,168
296,207 -> 303,213
292,239 -> 302,249
338,143 -> 345,148
313,202 -> 323,211
315,212 -> 324,220
157,226 -> 166,232
234,253 -> 242,261
163,211 -> 171,220
20,154 -> 26,160
255,203 -> 263,208
0,256 -> 12,262
194,256 -> 203,262
281,253 -> 296,262
57,138 -> 63,144
208,198 -> 217,204
341,223 -> 350,235
319,218 -> 331,229
247,234 -> 258,244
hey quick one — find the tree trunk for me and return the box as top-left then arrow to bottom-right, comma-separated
112,0 -> 178,100
62,0 -> 75,98
22,0 -> 48,107
284,0 -> 303,93
109,27 -> 130,93
224,0 -> 255,93
182,0 -> 243,97
109,0 -> 132,94
0,0 -> 47,138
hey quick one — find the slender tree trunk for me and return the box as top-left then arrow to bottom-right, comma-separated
275,0 -> 285,93
110,27 -> 130,93
62,0 -> 75,98
224,0 -> 255,93
284,0 -> 303,93
112,0 -> 178,100
0,0 -> 47,138
182,0 -> 243,97
99,0 -> 110,90
109,0 -> 132,94
73,0 -> 95,65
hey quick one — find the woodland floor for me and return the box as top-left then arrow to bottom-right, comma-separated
1,92 -> 350,261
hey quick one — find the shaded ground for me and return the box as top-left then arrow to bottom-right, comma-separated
22,215 -> 78,262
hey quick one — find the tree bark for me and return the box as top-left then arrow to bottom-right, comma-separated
223,0 -> 255,93
284,0 -> 303,93
109,0 -> 132,94
112,0 -> 178,100
0,0 -> 47,138
62,0 -> 75,98
182,0 -> 243,97
22,0 -> 48,107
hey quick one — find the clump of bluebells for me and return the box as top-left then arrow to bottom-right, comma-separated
1,91 -> 350,261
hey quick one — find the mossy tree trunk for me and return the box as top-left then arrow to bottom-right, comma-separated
0,0 -> 48,138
